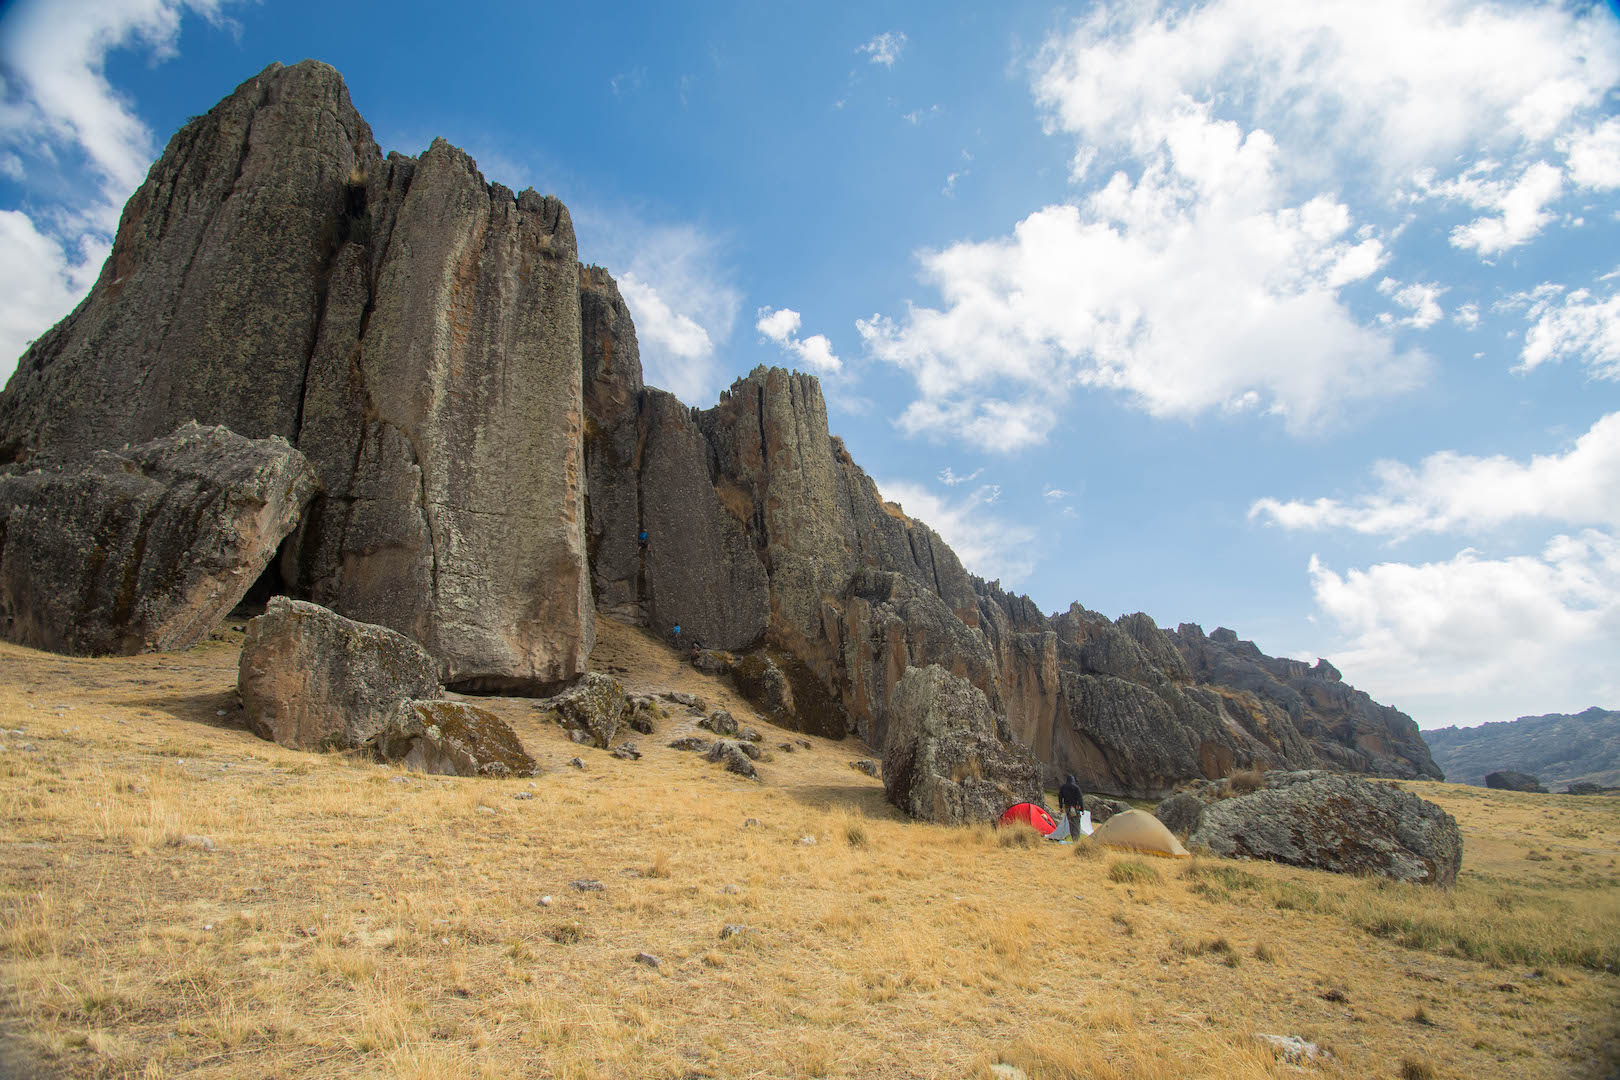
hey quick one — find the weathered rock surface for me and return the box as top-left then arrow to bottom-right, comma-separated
540,672 -> 626,749
1188,775 -> 1463,886
0,423 -> 317,655
1171,624 -> 1440,781
706,740 -> 759,780
882,665 -> 1042,824
238,597 -> 441,750
0,60 -> 592,692
375,700 -> 538,778
1485,770 -> 1547,793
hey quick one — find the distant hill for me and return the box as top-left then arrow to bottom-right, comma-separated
1423,707 -> 1620,789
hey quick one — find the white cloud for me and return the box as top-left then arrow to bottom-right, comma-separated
1519,283 -> 1620,380
859,110 -> 1419,440
1563,117 -> 1620,190
857,31 -> 907,68
1306,532 -> 1620,728
0,210 -> 106,364
875,478 -> 1037,584
1043,486 -> 1069,500
0,0 -> 246,379
755,305 -> 842,373
1376,277 -> 1446,330
1034,0 -> 1619,185
1452,303 -> 1480,329
862,1 -> 1620,447
1251,411 -> 1620,537
938,466 -> 982,487
1424,160 -> 1565,256
580,216 -> 741,405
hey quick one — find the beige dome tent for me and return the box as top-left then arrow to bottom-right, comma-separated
1090,808 -> 1190,858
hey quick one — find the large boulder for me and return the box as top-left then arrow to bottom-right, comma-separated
1188,774 -> 1463,886
1485,770 -> 1547,793
882,665 -> 1042,825
238,597 -> 441,750
0,423 -> 317,655
373,700 -> 538,778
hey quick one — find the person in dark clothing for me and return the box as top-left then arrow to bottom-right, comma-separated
1058,774 -> 1085,837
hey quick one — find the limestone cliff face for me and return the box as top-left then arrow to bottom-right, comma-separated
0,61 -> 592,691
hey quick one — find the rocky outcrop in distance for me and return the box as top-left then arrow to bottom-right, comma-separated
1485,770 -> 1548,793
1,59 -> 1440,811
1424,707 -> 1620,790
0,423 -> 316,655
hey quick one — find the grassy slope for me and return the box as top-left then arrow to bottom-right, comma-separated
0,619 -> 1615,1080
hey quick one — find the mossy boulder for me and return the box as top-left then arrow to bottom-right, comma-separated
376,700 -> 538,778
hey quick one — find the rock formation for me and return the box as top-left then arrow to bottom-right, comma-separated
1182,772 -> 1463,887
374,700 -> 539,778
1,58 -> 1446,814
0,423 -> 316,655
882,665 -> 1042,825
0,60 -> 591,692
238,596 -> 442,750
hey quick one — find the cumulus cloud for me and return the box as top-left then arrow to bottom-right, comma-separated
857,31 -> 907,68
875,478 -> 1038,584
1421,160 -> 1565,256
1307,532 -> 1620,728
1251,411 -> 1620,537
755,305 -> 842,374
0,0 -> 246,377
1518,283 -> 1620,380
1452,303 -> 1480,329
859,110 -> 1418,440
1034,0 -> 1618,184
860,0 -> 1620,447
1563,117 -> 1620,190
1376,277 -> 1446,330
0,210 -> 106,364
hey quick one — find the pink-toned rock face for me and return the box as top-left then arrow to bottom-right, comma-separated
0,423 -> 317,656
238,597 -> 441,751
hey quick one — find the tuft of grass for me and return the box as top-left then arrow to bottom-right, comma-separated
1107,858 -> 1160,885
646,851 -> 671,879
1253,943 -> 1275,963
1410,1004 -> 1434,1026
1071,837 -> 1103,860
1400,1057 -> 1437,1080
845,822 -> 869,849
997,824 -> 1041,849
1227,765 -> 1267,794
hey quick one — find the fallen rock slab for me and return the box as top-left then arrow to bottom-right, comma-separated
539,673 -> 626,748
373,699 -> 538,778
0,423 -> 317,655
1189,774 -> 1463,886
239,597 -> 441,750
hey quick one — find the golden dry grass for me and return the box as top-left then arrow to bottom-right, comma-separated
0,618 -> 1615,1078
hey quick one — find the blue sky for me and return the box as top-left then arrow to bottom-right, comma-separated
2,0 -> 1618,729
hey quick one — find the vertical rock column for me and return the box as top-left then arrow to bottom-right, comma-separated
292,139 -> 593,691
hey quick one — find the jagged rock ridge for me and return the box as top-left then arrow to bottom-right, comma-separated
1425,707 -> 1620,789
0,59 -> 1438,804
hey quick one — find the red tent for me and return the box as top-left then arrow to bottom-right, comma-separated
997,802 -> 1060,835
